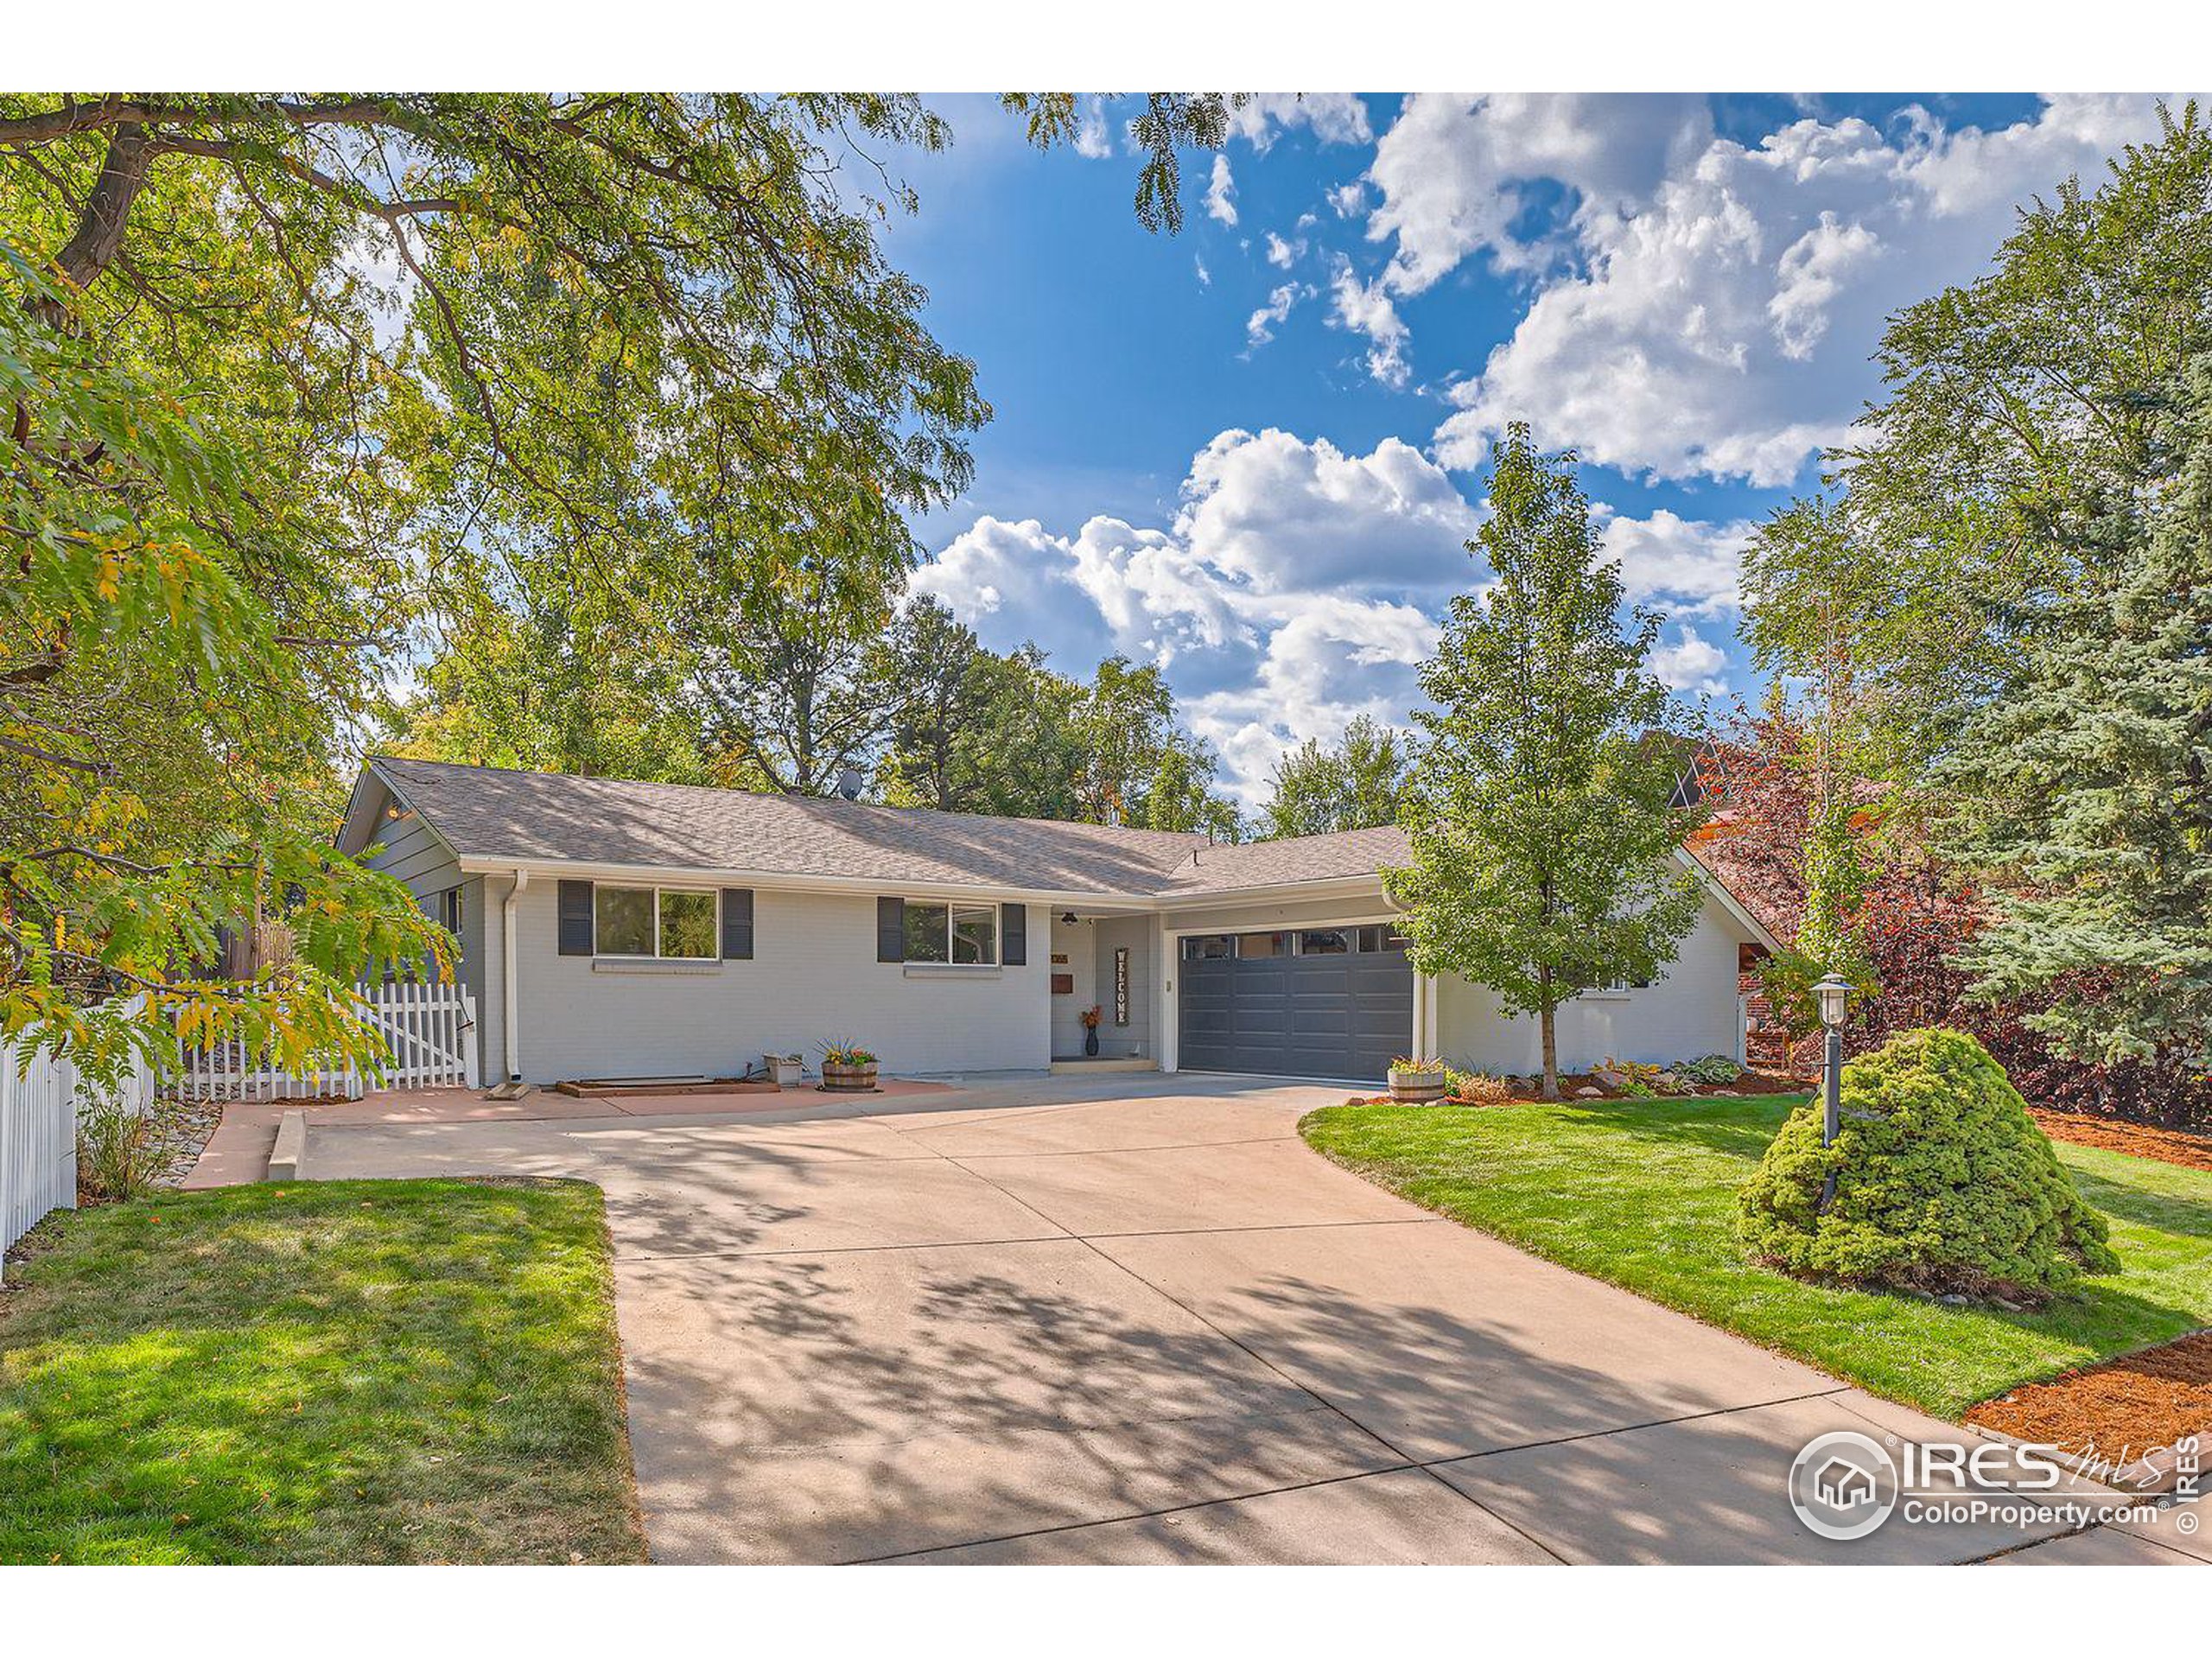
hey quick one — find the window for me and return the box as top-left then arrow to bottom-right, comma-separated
1298,929 -> 1351,955
1236,931 -> 1287,958
659,891 -> 718,960
901,900 -> 997,965
438,885 -> 463,936
951,904 -> 998,965
594,885 -> 719,960
904,901 -> 950,963
1181,934 -> 1234,960
1590,974 -> 1654,995
1356,924 -> 1408,953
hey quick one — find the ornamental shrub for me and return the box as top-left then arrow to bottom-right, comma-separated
1736,1028 -> 2119,1301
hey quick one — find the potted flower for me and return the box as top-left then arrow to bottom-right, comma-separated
820,1040 -> 880,1092
1388,1056 -> 1447,1103
1079,1004 -> 1103,1057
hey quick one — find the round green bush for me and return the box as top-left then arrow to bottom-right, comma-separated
1736,1027 -> 2119,1301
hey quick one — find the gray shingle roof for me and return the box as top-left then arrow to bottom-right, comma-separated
366,756 -> 1214,896
363,756 -> 1412,900
1152,824 -> 1411,898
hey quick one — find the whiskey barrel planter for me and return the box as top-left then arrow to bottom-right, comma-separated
821,1060 -> 879,1092
1388,1066 -> 1447,1103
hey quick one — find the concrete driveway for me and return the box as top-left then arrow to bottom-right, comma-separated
297,1075 -> 2202,1565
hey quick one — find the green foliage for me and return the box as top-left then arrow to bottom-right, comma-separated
1260,715 -> 1411,839
1676,1053 -> 1745,1086
1937,357 -> 2212,1070
1001,94 -> 1246,233
1386,424 -> 1706,1098
1742,105 -> 2212,766
1737,1029 -> 2120,1300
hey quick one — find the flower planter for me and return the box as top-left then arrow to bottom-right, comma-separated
1389,1067 -> 1447,1103
821,1060 -> 879,1092
1084,1029 -> 1100,1057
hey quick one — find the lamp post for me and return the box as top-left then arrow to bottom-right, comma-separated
1814,972 -> 1852,1211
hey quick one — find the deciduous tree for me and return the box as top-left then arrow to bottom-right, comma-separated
1386,426 -> 1705,1099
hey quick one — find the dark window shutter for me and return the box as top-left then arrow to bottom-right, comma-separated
876,896 -> 906,963
557,880 -> 593,955
1001,902 -> 1027,966
721,888 -> 754,960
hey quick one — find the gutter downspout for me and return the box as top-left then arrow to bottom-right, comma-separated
503,869 -> 528,1083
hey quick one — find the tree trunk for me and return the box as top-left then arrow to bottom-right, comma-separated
1538,965 -> 1560,1100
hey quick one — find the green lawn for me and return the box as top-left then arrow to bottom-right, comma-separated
1300,1094 -> 2212,1419
0,1179 -> 645,1563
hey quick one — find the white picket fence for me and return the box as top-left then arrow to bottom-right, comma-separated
176,980 -> 479,1102
2,1001 -> 158,1281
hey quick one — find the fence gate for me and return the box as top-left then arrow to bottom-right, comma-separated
176,981 -> 479,1102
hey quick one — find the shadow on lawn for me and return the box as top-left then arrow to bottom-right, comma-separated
1528,1096 -> 1802,1165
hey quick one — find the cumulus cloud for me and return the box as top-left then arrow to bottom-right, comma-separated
1649,626 -> 1731,698
1355,94 -> 2170,485
1205,153 -> 1238,226
1597,508 -> 1755,618
1229,93 -> 1374,152
1328,180 -> 1367,218
913,429 -> 1484,805
1264,230 -> 1306,269
1366,92 -> 1713,288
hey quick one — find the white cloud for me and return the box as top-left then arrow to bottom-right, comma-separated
1229,93 -> 1373,153
1264,230 -> 1306,269
1649,626 -> 1731,698
1366,93 -> 1713,289
1073,97 -> 1115,160
1362,93 -> 2171,485
1596,508 -> 1755,618
1194,255 -> 1211,288
915,429 -> 1483,806
1328,180 -> 1367,218
1175,429 -> 1478,594
1327,257 -> 1410,387
1245,280 -> 1310,348
1205,153 -> 1238,226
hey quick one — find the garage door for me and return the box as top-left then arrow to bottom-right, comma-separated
1177,924 -> 1413,1081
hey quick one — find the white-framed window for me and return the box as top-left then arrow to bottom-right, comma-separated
902,899 -> 998,965
594,884 -> 720,960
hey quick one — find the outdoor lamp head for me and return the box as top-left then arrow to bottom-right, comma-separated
1814,972 -> 1852,1029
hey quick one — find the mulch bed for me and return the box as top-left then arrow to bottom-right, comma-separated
1355,1069 -> 1808,1107
1966,1331 -> 2212,1470
2030,1108 -> 2212,1173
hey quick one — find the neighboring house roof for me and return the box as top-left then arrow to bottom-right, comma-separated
346,756 -> 1777,944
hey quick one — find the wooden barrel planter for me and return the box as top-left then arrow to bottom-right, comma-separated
821,1060 -> 880,1092
1388,1066 -> 1447,1103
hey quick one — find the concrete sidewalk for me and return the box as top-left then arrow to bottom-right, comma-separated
294,1075 -> 2204,1565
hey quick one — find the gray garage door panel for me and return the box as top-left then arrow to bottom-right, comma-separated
1179,948 -> 1413,1080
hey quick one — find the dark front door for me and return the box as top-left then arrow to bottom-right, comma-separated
1177,930 -> 1413,1081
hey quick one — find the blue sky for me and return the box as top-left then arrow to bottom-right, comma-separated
868,93 -> 2171,808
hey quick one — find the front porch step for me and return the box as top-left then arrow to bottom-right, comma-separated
1049,1057 -> 1160,1075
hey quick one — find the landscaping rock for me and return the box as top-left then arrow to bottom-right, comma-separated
1575,1085 -> 1604,1098
1592,1068 -> 1629,1090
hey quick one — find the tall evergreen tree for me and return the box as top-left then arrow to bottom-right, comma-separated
1940,359 -> 2212,1069
1385,426 -> 1706,1099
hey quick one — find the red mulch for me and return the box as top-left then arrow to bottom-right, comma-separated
1966,1332 -> 2212,1469
2029,1109 -> 2212,1173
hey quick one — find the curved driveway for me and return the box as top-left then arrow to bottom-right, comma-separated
297,1075 -> 2200,1565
